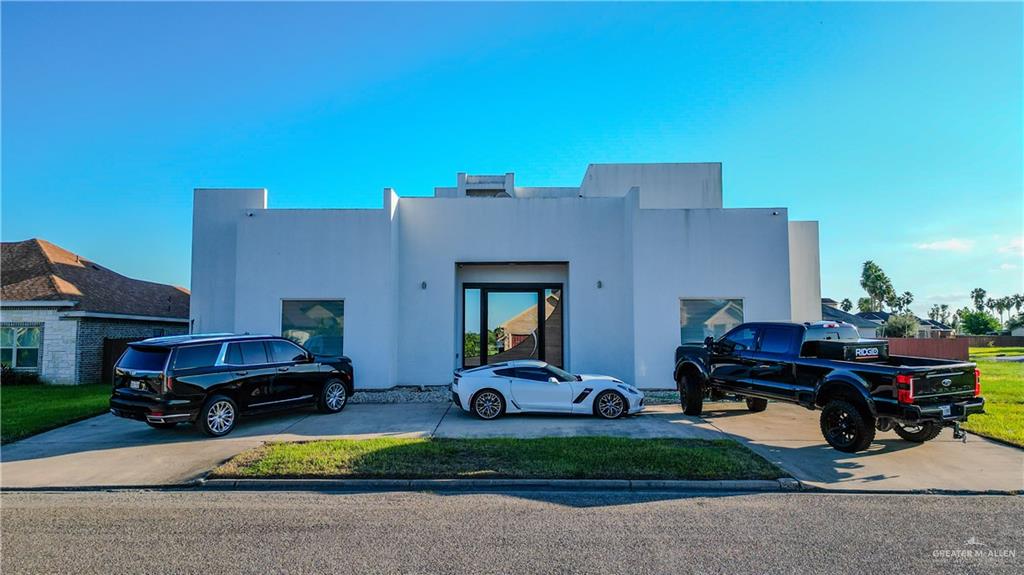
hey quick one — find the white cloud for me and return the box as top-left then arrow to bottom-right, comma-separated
998,262 -> 1019,271
998,237 -> 1023,256
914,238 -> 975,252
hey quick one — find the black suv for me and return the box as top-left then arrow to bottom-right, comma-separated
109,333 -> 354,436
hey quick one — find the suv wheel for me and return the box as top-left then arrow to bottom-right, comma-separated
318,379 -> 349,413
819,400 -> 875,453
196,395 -> 238,437
678,374 -> 704,416
893,422 -> 943,443
745,397 -> 768,412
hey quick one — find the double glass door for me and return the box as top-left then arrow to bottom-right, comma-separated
462,284 -> 563,368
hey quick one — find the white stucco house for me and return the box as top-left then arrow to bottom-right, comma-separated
190,163 -> 822,390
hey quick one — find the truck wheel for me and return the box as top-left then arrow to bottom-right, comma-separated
745,397 -> 768,412
819,400 -> 875,453
893,422 -> 943,443
678,374 -> 703,416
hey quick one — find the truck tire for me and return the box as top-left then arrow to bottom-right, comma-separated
893,422 -> 943,443
819,400 -> 875,453
678,374 -> 703,416
745,397 -> 768,412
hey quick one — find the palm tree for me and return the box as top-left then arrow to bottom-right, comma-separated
860,261 -> 895,312
840,298 -> 853,312
971,288 -> 987,312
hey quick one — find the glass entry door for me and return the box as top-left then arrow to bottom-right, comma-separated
462,284 -> 563,368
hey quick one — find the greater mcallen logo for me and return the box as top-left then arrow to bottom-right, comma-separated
854,347 -> 879,359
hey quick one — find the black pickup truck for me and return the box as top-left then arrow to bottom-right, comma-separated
674,321 -> 984,452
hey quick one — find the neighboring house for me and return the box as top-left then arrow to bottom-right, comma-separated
191,162 -> 823,390
1,238 -> 189,384
853,310 -> 954,338
1012,326 -> 1024,337
822,302 -> 884,338
917,318 -> 955,339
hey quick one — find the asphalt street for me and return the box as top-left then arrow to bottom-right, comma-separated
2,490 -> 1021,574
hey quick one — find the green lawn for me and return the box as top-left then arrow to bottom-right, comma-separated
969,346 -> 1024,359
1,383 -> 111,444
962,358 -> 1023,447
214,437 -> 784,480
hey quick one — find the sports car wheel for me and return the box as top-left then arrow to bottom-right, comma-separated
472,389 -> 505,420
594,390 -> 627,419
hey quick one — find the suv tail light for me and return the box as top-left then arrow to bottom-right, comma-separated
164,375 -> 176,394
974,369 -> 981,397
895,374 -> 914,404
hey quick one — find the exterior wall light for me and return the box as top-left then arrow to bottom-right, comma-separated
421,281 -> 427,290
596,280 -> 603,289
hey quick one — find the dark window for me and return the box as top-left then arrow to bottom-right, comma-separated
173,344 -> 222,370
282,300 -> 344,355
544,365 -> 575,382
118,347 -> 170,371
722,327 -> 758,351
225,343 -> 243,365
759,328 -> 796,354
225,341 -> 268,366
268,340 -> 306,363
493,368 -> 516,378
516,367 -> 552,382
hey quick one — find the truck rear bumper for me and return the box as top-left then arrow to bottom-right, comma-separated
897,397 -> 985,424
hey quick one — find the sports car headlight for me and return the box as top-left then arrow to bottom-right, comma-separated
617,384 -> 640,395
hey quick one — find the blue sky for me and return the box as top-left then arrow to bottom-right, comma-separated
3,2 -> 1021,315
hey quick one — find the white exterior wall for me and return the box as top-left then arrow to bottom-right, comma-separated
191,188 -> 268,334
788,221 -> 823,323
189,163 -> 821,391
0,307 -> 78,384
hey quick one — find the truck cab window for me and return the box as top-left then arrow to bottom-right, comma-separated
721,327 -> 757,351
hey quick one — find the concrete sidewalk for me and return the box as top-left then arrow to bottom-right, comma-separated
2,401 -> 1021,492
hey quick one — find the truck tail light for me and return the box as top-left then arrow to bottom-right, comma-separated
974,369 -> 981,397
895,374 -> 914,404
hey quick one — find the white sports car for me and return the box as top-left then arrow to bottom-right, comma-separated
452,360 -> 644,420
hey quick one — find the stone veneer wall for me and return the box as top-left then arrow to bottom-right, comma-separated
76,318 -> 188,384
0,307 -> 78,384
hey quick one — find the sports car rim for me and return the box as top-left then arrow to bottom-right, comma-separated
325,382 -> 346,410
207,400 -> 235,434
475,392 -> 501,419
599,393 -> 624,418
825,409 -> 856,446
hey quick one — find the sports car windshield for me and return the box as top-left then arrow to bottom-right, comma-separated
546,364 -> 576,382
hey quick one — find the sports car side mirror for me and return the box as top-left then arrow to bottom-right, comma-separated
548,377 -> 560,384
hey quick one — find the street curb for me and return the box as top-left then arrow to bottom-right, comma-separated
196,477 -> 803,492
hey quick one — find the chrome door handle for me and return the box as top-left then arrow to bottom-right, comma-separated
234,371 -> 248,376
278,367 -> 290,372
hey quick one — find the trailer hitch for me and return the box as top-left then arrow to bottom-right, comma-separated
952,422 -> 967,442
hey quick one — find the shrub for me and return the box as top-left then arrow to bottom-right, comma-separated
0,366 -> 44,386
958,310 -> 1001,335
883,313 -> 920,338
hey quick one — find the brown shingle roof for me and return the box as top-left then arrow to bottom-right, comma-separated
1,238 -> 189,319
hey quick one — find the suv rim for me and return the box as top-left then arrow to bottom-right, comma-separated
325,382 -> 346,410
598,392 -> 624,418
207,400 -> 235,434
475,392 -> 501,419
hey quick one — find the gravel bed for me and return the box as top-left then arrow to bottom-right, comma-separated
350,386 -> 451,404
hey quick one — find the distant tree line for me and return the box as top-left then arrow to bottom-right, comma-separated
837,261 -> 1023,336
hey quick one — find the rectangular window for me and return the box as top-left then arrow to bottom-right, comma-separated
680,299 -> 744,344
282,300 -> 344,356
1,326 -> 41,370
173,344 -> 222,370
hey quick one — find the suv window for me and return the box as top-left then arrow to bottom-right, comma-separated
225,341 -> 268,366
173,344 -> 222,370
268,340 -> 306,363
118,346 -> 169,371
759,327 -> 797,354
721,327 -> 758,352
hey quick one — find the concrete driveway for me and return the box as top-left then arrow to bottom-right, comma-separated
2,400 -> 1021,492
698,401 -> 1024,493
